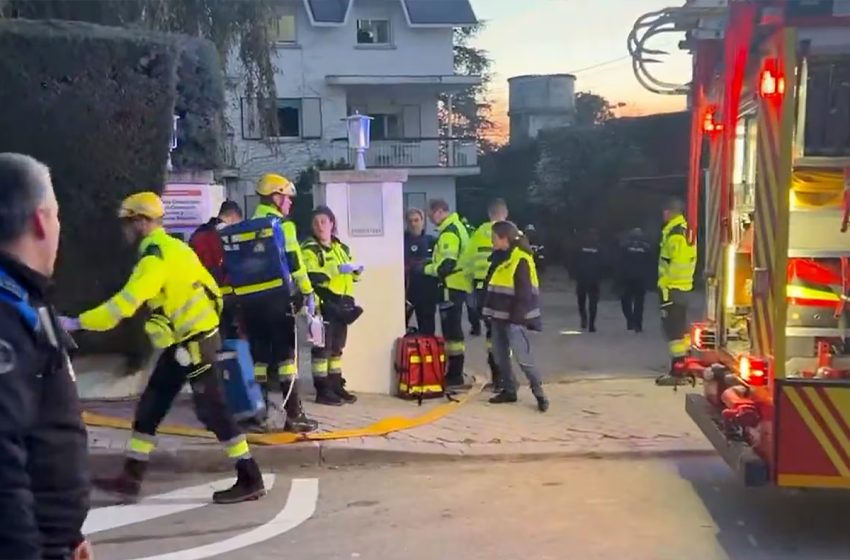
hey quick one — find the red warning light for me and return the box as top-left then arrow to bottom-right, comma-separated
759,60 -> 785,98
703,106 -> 724,134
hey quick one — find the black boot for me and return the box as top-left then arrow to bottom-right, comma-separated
489,391 -> 518,404
330,373 -> 357,404
536,395 -> 550,413
282,382 -> 319,433
314,377 -> 343,406
93,457 -> 147,502
213,458 -> 266,504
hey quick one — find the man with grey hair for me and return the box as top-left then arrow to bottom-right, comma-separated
0,153 -> 92,559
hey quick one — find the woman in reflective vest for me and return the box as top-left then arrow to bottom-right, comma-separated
482,221 -> 549,412
302,206 -> 363,406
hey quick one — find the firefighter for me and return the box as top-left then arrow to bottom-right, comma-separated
0,154 -> 91,560
482,221 -> 549,412
404,207 -> 438,335
60,191 -> 265,504
302,206 -> 363,406
189,200 -> 243,339
460,215 -> 482,335
655,197 -> 697,386
573,228 -> 603,332
464,198 -> 509,390
425,199 -> 472,389
242,173 -> 318,432
617,227 -> 653,332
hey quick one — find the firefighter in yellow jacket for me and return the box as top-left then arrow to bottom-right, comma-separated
424,199 -> 472,389
302,206 -> 363,406
655,197 -> 697,386
242,173 -> 318,432
59,192 -> 264,504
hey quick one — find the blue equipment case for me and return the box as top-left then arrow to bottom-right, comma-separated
217,339 -> 265,421
220,217 -> 292,299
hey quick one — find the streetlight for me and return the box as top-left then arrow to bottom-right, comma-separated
343,112 -> 373,171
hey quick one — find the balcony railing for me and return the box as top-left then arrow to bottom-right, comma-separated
328,137 -> 478,169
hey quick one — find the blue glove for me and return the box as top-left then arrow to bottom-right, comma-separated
339,263 -> 357,274
306,293 -> 316,316
58,316 -> 81,332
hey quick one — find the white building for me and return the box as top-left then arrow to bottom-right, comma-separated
222,0 -> 481,216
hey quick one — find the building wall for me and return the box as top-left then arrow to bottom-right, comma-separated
402,175 -> 456,233
508,74 -> 576,142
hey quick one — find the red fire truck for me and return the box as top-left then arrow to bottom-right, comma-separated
631,0 -> 850,488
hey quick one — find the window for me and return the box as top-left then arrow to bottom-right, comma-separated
804,58 -> 850,157
356,19 -> 391,45
241,97 -> 322,140
269,14 -> 296,43
370,113 -> 402,140
404,192 -> 427,214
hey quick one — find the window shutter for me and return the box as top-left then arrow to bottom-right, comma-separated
402,105 -> 421,138
302,98 -> 323,139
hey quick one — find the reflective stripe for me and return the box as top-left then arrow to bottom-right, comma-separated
279,361 -> 297,376
445,341 -> 465,356
488,285 -> 515,295
484,308 -> 509,320
312,359 -> 328,377
187,341 -> 202,365
187,363 -> 212,378
409,355 -> 422,364
176,308 -> 217,340
225,438 -> 251,460
253,363 -> 268,381
128,436 -> 155,457
525,309 -> 542,319
234,279 -> 285,296
105,300 -> 123,320
399,383 -> 443,394
220,285 -> 234,295
669,337 -> 691,358
227,229 -> 273,243
787,284 -> 840,302
329,357 -> 342,373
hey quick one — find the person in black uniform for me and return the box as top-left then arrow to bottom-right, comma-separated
573,228 -> 603,332
0,153 -> 91,560
617,227 -> 653,332
404,207 -> 438,335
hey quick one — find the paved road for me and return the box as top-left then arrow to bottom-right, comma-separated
89,457 -> 850,560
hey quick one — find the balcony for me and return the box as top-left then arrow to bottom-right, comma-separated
328,137 -> 479,176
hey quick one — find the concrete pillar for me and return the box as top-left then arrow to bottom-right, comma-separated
315,169 -> 409,394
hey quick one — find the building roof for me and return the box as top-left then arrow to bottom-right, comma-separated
303,0 -> 477,27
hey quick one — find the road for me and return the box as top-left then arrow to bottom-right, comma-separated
89,457 -> 850,560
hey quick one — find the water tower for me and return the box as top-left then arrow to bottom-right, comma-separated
508,74 -> 576,143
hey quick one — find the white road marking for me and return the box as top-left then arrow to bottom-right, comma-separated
128,478 -> 319,560
83,475 -> 276,535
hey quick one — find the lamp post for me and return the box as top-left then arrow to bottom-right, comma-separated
166,114 -> 180,171
344,112 -> 373,171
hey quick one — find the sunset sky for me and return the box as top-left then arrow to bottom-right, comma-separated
468,0 -> 693,139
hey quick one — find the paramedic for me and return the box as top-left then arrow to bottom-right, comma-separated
60,191 -> 264,504
425,199 -> 472,389
302,206 -> 363,406
242,173 -> 318,432
655,197 -> 698,386
404,207 -> 438,335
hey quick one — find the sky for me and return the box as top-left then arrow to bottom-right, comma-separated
468,0 -> 693,138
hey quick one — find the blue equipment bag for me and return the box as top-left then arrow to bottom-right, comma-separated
220,217 -> 292,299
217,339 -> 265,421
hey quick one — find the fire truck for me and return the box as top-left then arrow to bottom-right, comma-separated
630,0 -> 850,488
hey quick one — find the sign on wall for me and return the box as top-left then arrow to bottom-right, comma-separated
347,183 -> 384,237
162,183 -> 225,238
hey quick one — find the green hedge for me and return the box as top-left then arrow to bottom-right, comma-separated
0,19 -> 223,364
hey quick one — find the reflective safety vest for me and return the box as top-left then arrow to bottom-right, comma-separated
424,212 -> 472,293
465,221 -> 494,286
79,227 -> 222,348
253,203 -> 313,295
301,236 -> 360,299
482,246 -> 541,326
658,214 -> 697,293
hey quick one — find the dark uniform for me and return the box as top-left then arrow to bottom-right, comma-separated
0,253 -> 89,560
404,230 -> 438,335
618,230 -> 653,332
573,235 -> 603,332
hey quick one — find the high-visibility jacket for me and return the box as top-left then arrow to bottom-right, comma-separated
658,214 -> 697,294
424,212 -> 472,293
252,203 -> 313,295
482,246 -> 542,330
80,227 -> 222,348
301,236 -> 360,300
465,221 -> 494,287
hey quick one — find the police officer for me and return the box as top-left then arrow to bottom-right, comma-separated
573,228 -> 603,332
0,153 -> 91,559
617,227 -> 653,332
302,206 -> 363,406
464,199 -> 509,390
404,207 -> 438,335
242,173 -> 318,432
655,198 -> 697,386
61,192 -> 265,504
425,199 -> 472,389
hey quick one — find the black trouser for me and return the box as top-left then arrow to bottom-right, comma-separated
467,291 -> 482,333
440,288 -> 467,383
576,281 -> 600,328
661,289 -> 690,369
407,297 -> 437,335
311,319 -> 347,378
620,281 -> 646,331
133,331 -> 244,449
241,300 -> 297,394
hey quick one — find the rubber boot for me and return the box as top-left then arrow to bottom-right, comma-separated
212,458 -> 266,504
314,377 -> 343,406
282,380 -> 319,433
329,373 -> 357,404
93,457 -> 147,502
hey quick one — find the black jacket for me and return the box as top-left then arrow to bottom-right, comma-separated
573,239 -> 603,286
0,252 -> 90,560
404,231 -> 438,303
618,234 -> 654,288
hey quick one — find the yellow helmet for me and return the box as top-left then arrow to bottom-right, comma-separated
256,173 -> 296,197
118,191 -> 165,220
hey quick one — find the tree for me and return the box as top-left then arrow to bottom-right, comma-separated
440,23 -> 495,151
574,91 -> 625,127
